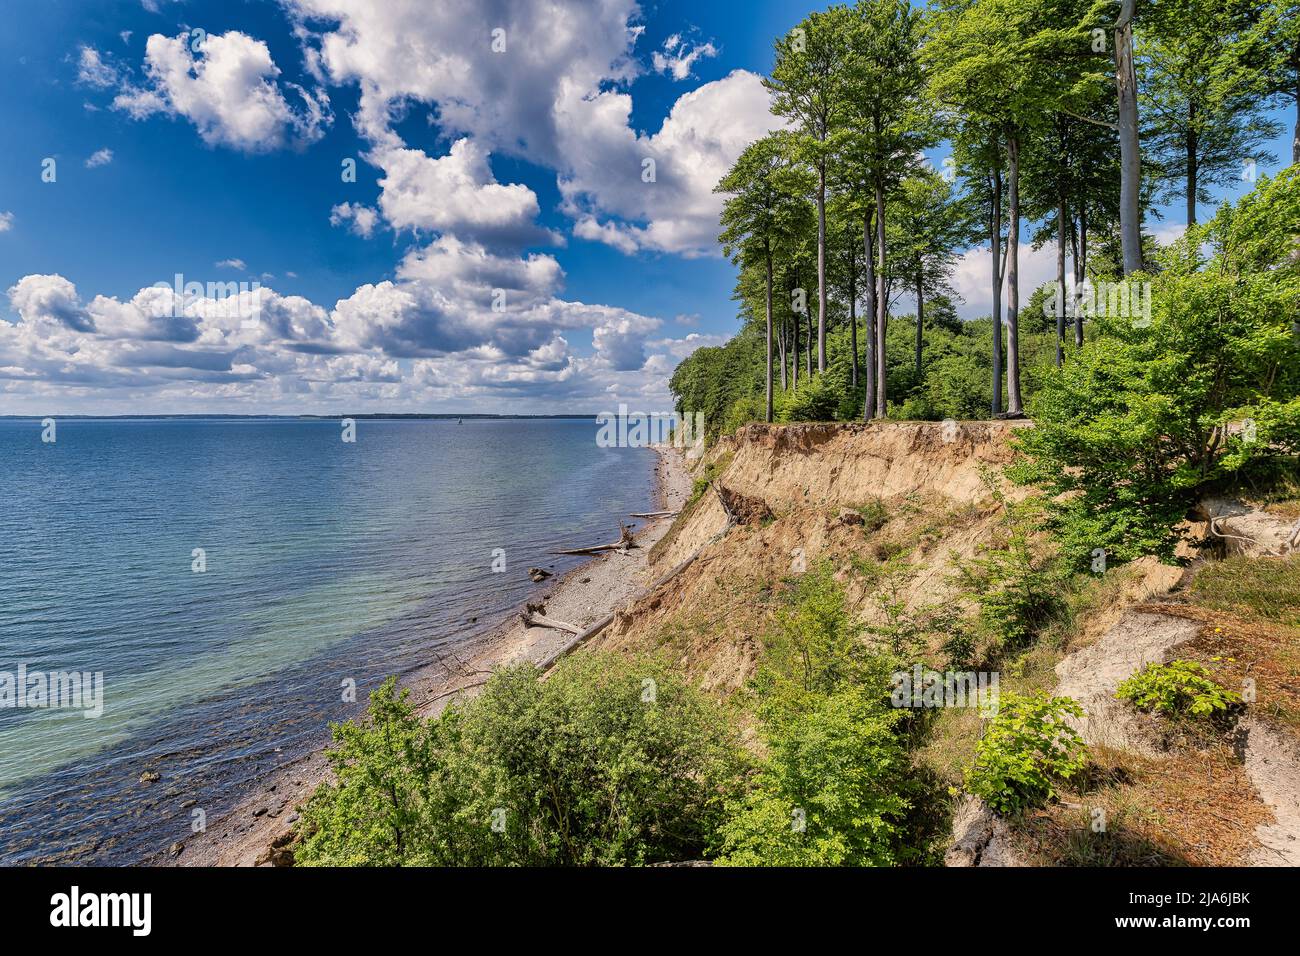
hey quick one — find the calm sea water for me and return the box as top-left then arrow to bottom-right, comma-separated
0,418 -> 656,863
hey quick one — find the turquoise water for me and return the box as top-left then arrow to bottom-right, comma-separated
0,418 -> 656,863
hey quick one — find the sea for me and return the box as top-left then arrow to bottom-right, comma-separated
0,417 -> 657,863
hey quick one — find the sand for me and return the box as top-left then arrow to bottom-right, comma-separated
165,443 -> 691,867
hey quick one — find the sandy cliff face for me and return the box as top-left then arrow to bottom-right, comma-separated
717,420 -> 1031,507
590,421 -> 1031,691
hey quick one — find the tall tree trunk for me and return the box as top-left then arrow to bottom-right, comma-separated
1056,197 -> 1067,368
1114,0 -> 1144,276
1292,44 -> 1299,165
863,212 -> 877,420
806,307 -> 813,378
874,180 -> 887,419
816,162 -> 827,373
848,268 -> 859,389
764,246 -> 774,424
1076,205 -> 1087,347
914,273 -> 924,378
777,314 -> 788,391
990,166 -> 1004,416
791,274 -> 799,390
1186,102 -> 1198,227
1006,134 -> 1024,415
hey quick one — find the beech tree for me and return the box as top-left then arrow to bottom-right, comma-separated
844,0 -> 931,419
1234,1 -> 1300,166
718,135 -> 809,423
927,0 -> 1098,414
767,8 -> 852,376
1139,0 -> 1282,226
889,170 -> 978,376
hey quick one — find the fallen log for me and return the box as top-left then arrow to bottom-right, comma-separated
629,510 -> 678,519
551,523 -> 638,555
521,610 -> 584,635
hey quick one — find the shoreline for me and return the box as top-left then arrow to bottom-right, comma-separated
168,443 -> 692,866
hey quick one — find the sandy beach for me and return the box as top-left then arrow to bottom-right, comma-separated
168,443 -> 692,866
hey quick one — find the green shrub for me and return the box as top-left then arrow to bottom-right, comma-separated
715,689 -> 916,866
1116,659 -> 1242,720
1012,170 -> 1300,571
854,497 -> 889,533
965,691 -> 1086,815
953,491 -> 1068,651
296,654 -> 745,866
774,374 -> 840,422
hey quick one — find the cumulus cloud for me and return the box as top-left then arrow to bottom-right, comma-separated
329,202 -> 379,238
0,212 -> 13,233
7,275 -> 95,333
112,31 -> 331,153
85,148 -> 114,168
10,1 -> 766,413
556,70 -> 785,256
283,0 -> 639,160
371,138 -> 548,243
652,34 -> 718,81
215,258 -> 247,270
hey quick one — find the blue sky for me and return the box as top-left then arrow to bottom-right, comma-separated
0,0 -> 1292,415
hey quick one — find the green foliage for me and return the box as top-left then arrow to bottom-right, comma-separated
1012,169 -> 1300,571
1116,659 -> 1243,720
296,656 -> 745,866
685,452 -> 733,509
965,691 -> 1087,814
774,370 -> 841,422
716,562 -> 944,865
715,689 -> 916,866
953,490 -> 1068,651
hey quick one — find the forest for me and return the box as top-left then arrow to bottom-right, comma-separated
673,0 -> 1299,438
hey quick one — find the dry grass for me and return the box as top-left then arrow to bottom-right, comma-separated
1009,743 -> 1270,866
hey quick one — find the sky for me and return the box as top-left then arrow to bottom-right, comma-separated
0,0 -> 1293,416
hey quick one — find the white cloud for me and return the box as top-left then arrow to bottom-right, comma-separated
556,70 -> 785,256
948,243 -> 1061,319
0,212 -> 13,233
7,274 -> 96,333
215,258 -> 247,270
284,0 -> 640,161
652,34 -> 718,81
85,148 -> 114,168
77,46 -> 119,88
371,138 -> 547,243
329,202 -> 379,238
113,31 -> 331,153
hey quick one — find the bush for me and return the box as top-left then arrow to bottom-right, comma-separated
774,373 -> 840,422
296,654 -> 745,866
953,491 -> 1068,651
716,563 -> 945,865
965,691 -> 1086,815
1116,659 -> 1242,720
1012,170 -> 1300,571
715,689 -> 916,866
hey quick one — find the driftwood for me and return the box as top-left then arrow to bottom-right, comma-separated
552,523 -> 638,556
521,610 -> 584,635
437,484 -> 739,701
533,482 -> 739,673
630,510 -> 678,519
